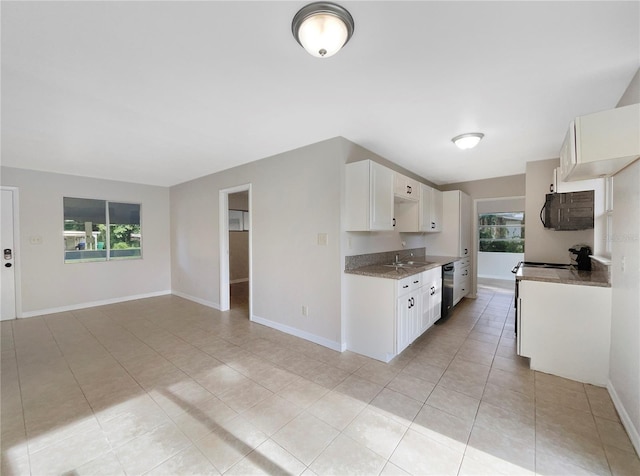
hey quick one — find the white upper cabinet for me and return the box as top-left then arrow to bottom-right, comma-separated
424,190 -> 472,257
560,104 -> 640,181
551,167 -> 603,194
394,173 -> 420,202
346,160 -> 441,233
345,160 -> 394,231
419,184 -> 443,232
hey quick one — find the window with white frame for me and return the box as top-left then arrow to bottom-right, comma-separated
64,197 -> 141,263
605,176 -> 613,258
478,212 -> 525,253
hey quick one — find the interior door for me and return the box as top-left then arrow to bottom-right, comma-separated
1,189 -> 16,320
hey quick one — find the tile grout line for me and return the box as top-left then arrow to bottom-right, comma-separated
40,313 -> 133,472
6,320 -> 32,475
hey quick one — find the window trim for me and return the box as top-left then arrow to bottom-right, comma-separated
478,211 -> 525,254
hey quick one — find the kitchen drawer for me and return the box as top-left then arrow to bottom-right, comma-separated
458,257 -> 471,268
459,277 -> 470,296
454,277 -> 470,304
398,274 -> 422,296
454,264 -> 470,280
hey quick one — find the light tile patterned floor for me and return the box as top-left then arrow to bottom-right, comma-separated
1,285 -> 639,475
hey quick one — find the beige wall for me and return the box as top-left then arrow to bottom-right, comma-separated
1,167 -> 171,315
171,137 -> 345,349
609,68 -> 640,453
617,68 -> 640,107
609,160 -> 640,452
440,174 -> 525,198
477,197 -> 525,214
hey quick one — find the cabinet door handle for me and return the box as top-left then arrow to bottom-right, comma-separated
413,280 -> 419,284
431,222 -> 435,229
411,297 -> 415,306
407,186 -> 412,194
430,286 -> 435,295
408,298 -> 412,309
392,218 -> 396,227
402,284 -> 409,289
464,248 -> 468,255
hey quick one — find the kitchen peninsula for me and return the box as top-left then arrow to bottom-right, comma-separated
515,264 -> 612,385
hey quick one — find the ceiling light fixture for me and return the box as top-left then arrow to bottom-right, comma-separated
452,133 -> 484,150
292,2 -> 355,58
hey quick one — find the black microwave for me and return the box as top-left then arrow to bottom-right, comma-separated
540,191 -> 594,230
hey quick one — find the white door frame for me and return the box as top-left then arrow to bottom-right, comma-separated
1,186 -> 22,319
219,184 -> 252,318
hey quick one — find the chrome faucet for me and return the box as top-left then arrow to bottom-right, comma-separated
394,251 -> 415,264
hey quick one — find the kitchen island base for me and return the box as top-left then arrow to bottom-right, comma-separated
517,279 -> 612,386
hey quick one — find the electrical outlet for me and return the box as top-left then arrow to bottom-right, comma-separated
302,305 -> 309,317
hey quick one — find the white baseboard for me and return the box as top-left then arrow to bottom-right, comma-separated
171,290 -> 220,310
251,314 -> 342,352
19,290 -> 172,318
608,380 -> 640,456
230,278 -> 249,284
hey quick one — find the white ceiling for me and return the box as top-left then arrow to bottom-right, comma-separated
2,1 -> 639,187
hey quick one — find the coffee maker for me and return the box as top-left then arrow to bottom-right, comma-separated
569,244 -> 592,271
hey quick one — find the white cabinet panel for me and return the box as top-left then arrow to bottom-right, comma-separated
425,190 -> 472,257
430,188 -> 443,232
453,258 -> 470,305
419,184 -> 443,232
345,160 -> 394,231
394,173 -> 420,201
517,279 -> 612,385
370,162 -> 395,230
397,290 -> 419,354
421,266 -> 442,328
561,104 -> 640,181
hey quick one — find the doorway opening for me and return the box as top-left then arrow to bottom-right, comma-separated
219,185 -> 252,319
475,196 -> 525,290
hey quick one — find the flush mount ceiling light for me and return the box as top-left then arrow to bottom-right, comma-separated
292,2 -> 355,58
452,133 -> 485,150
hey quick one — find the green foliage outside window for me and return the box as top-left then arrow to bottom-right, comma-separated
478,212 -> 525,253
63,197 -> 141,263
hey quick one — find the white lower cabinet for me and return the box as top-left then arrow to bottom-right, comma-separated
421,267 -> 442,331
396,289 -> 419,354
346,266 -> 441,363
453,257 -> 470,305
517,279 -> 612,385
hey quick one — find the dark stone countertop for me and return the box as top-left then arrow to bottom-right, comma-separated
516,266 -> 610,287
344,255 -> 459,280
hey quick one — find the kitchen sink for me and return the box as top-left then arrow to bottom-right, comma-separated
383,261 -> 431,268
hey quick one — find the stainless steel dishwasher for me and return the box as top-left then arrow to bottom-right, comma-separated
438,262 -> 455,322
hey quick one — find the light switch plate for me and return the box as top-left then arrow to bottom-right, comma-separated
317,233 -> 328,246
